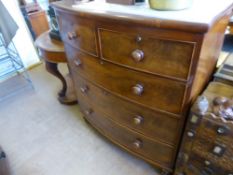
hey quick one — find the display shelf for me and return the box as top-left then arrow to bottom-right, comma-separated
0,33 -> 33,101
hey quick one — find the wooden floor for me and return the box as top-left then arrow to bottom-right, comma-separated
0,63 -> 158,175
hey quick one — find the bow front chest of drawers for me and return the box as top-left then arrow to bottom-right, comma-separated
53,1 -> 233,174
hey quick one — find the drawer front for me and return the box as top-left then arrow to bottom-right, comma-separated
197,117 -> 233,146
74,74 -> 181,145
191,118 -> 233,172
79,98 -> 175,171
57,12 -> 97,56
191,136 -> 233,171
186,153 -> 233,175
66,46 -> 187,115
98,28 -> 195,80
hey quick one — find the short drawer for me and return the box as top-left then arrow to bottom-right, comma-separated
74,74 -> 181,145
197,117 -> 233,146
57,12 -> 97,56
66,45 -> 187,114
79,98 -> 175,171
98,28 -> 195,80
191,136 -> 233,172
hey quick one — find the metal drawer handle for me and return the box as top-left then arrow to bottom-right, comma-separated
187,131 -> 195,138
67,31 -> 78,40
132,84 -> 144,96
217,126 -> 228,135
74,59 -> 82,67
133,139 -> 143,149
133,115 -> 144,125
131,49 -> 144,62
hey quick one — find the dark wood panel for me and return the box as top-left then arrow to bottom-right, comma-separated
99,28 -> 195,80
78,97 -> 175,172
73,74 -> 181,146
66,46 -> 188,115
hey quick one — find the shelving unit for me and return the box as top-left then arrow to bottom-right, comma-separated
0,33 -> 33,101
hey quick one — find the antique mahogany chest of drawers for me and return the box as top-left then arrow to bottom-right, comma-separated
175,82 -> 233,175
53,1 -> 233,174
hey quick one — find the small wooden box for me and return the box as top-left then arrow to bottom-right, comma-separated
175,82 -> 233,175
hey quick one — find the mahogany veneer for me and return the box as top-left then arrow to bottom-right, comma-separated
53,1 -> 233,174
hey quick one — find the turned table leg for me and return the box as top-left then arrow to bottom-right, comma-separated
45,61 -> 77,105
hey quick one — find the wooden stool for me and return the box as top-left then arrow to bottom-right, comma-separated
35,31 -> 77,105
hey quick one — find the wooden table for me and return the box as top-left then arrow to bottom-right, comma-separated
35,31 -> 77,105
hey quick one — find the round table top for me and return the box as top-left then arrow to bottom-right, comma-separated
35,31 -> 67,63
35,31 -> 64,53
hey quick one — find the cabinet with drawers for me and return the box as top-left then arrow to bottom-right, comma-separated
175,82 -> 233,175
53,1 -> 233,174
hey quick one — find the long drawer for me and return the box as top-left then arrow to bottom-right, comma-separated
78,96 -> 175,171
98,28 -> 195,80
66,45 -> 188,115
73,74 -> 181,146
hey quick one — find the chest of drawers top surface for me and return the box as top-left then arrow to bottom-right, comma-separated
52,0 -> 233,33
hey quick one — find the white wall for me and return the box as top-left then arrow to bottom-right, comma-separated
2,0 -> 41,68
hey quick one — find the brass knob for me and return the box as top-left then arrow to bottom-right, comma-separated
67,31 -> 77,40
84,109 -> 92,115
74,59 -> 82,67
131,49 -> 144,62
132,84 -> 144,96
133,139 -> 143,149
80,86 -> 88,94
133,115 -> 144,125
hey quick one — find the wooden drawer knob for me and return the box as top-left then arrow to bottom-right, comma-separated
133,115 -> 144,125
131,49 -> 144,62
67,31 -> 77,40
84,109 -> 92,115
74,59 -> 82,67
132,84 -> 144,96
133,139 -> 143,149
80,86 -> 88,94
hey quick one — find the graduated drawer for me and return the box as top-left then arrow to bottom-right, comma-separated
74,74 -> 181,146
79,98 -> 175,171
66,46 -> 187,114
56,12 -> 97,56
98,28 -> 195,80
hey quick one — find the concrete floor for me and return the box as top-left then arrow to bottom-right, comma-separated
0,63 -> 159,175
